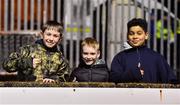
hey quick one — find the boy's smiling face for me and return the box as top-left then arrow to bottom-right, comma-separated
82,45 -> 100,65
42,29 -> 61,48
127,26 -> 148,47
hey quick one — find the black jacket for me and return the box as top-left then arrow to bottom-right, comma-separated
70,59 -> 109,82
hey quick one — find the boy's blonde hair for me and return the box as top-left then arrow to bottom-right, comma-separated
81,37 -> 100,50
41,20 -> 64,36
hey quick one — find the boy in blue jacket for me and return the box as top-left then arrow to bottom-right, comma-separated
110,18 -> 177,83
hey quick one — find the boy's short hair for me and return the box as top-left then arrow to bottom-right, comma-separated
81,37 -> 99,50
127,18 -> 148,33
41,20 -> 64,36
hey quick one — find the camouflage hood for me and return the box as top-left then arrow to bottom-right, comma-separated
35,39 -> 61,52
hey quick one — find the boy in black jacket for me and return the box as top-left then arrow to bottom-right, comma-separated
70,37 -> 109,82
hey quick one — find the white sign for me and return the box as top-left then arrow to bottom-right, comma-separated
0,88 -> 179,105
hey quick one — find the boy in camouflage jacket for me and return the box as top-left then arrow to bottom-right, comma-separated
3,20 -> 70,83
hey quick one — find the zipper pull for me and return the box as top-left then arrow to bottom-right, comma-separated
138,62 -> 144,78
138,62 -> 141,68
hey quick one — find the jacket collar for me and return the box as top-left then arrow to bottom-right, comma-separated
35,39 -> 60,52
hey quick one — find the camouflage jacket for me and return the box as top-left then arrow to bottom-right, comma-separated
3,40 -> 70,82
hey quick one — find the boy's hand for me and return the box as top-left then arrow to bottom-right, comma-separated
33,58 -> 41,68
138,62 -> 144,77
72,77 -> 78,82
140,69 -> 144,76
43,78 -> 56,83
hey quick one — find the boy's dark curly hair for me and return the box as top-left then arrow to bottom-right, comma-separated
127,18 -> 148,33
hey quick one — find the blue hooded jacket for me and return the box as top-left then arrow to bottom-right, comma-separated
110,46 -> 177,83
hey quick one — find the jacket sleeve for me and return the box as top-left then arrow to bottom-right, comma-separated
3,52 -> 20,72
110,53 -> 125,83
157,55 -> 177,83
3,46 -> 33,73
69,69 -> 77,82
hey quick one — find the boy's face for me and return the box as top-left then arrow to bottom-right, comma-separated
127,26 -> 148,47
42,29 -> 61,48
82,45 -> 100,65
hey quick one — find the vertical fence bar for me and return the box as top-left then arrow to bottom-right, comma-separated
96,0 -> 100,41
141,0 -> 144,17
114,0 -> 118,53
160,0 -> 164,56
8,33 -> 15,54
50,0 -> 54,20
75,0 -> 81,67
30,0 -> 34,30
63,0 -> 67,59
15,34 -> 21,52
154,0 -> 158,51
147,0 -> 151,48
127,0 -> 131,20
82,0 -> 84,39
24,0 -> 28,30
10,1 -> 14,31
167,0 -> 171,65
121,0 -> 125,50
37,0 -> 41,30
57,0 -> 61,22
107,0 -> 112,67
90,0 -> 94,37
44,0 -> 48,23
101,0 -> 106,60
83,0 -> 88,38
2,35 -> 8,67
4,0 -> 8,31
110,0 -> 117,61
0,36 -> 4,70
134,0 -> 137,18
17,0 -> 21,31
173,0 -> 178,73
69,0 -> 73,68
